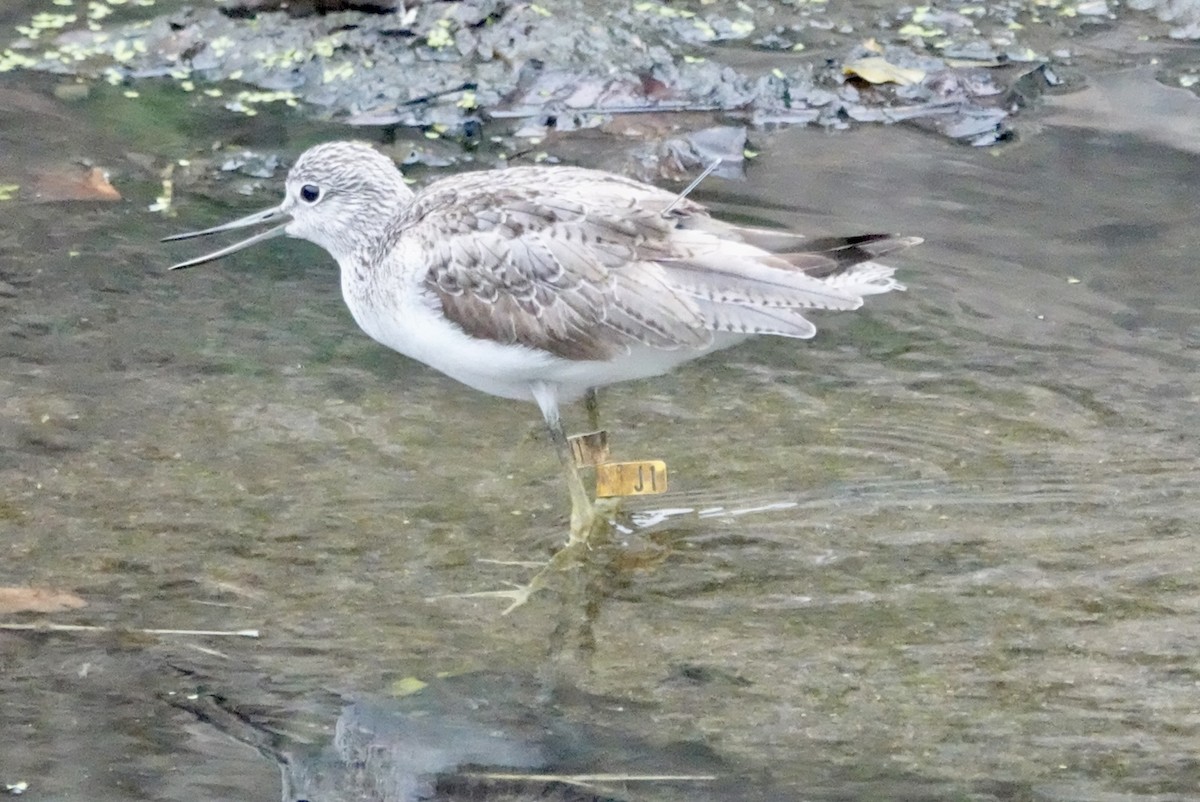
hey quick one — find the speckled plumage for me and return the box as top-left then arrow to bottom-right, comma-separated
213,141 -> 914,408
167,140 -> 920,555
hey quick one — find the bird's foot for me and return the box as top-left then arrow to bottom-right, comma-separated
433,538 -> 592,614
566,496 -> 620,547
566,507 -> 595,548
436,580 -> 545,616
432,499 -> 620,614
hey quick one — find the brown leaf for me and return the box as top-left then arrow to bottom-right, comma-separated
82,166 -> 121,200
0,586 -> 88,614
30,165 -> 121,202
843,57 -> 926,86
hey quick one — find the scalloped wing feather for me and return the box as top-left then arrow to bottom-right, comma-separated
398,166 -> 915,360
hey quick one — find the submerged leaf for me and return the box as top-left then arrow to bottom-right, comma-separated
0,586 -> 87,614
843,57 -> 927,86
30,165 -> 120,202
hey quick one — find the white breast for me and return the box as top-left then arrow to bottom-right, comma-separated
337,251 -> 743,406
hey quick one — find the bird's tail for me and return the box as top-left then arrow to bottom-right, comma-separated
658,228 -> 919,339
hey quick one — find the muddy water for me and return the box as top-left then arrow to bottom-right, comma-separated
2,61 -> 1199,802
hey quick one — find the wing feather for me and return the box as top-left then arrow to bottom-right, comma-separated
383,165 -> 915,361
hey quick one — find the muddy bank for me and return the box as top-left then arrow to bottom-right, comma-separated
0,0 -> 1146,179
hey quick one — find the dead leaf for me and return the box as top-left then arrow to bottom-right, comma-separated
82,166 -> 121,200
0,586 -> 88,614
843,57 -> 927,86
30,165 -> 121,202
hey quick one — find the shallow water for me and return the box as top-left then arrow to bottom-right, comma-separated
2,34 -> 1200,802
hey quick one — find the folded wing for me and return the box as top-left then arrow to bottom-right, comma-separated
393,166 -> 917,361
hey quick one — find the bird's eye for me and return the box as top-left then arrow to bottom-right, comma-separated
299,184 -> 321,203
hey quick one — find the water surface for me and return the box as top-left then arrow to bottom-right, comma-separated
1,51 -> 1199,802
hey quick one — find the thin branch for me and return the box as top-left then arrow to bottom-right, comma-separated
661,157 -> 723,218
0,622 -> 259,638
464,771 -> 717,785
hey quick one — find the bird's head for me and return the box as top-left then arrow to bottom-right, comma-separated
165,141 -> 413,270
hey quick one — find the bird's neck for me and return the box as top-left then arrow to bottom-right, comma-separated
323,179 -> 415,266
363,176 -> 415,227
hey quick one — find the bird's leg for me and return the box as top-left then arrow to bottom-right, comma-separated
530,382 -> 600,546
545,414 -> 596,545
432,420 -> 598,613
438,398 -> 595,614
435,385 -> 608,613
579,386 -> 623,526
584,387 -> 601,433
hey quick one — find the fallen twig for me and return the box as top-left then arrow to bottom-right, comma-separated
0,622 -> 259,638
463,771 -> 717,786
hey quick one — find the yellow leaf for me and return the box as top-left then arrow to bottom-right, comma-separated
843,57 -> 926,86
898,22 -> 945,37
390,676 -> 428,696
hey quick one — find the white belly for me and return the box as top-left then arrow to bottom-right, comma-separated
341,270 -> 740,404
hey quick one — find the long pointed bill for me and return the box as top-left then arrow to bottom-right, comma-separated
164,205 -> 289,270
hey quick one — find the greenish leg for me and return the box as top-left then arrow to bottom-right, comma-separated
545,414 -> 597,545
584,387 -> 601,432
